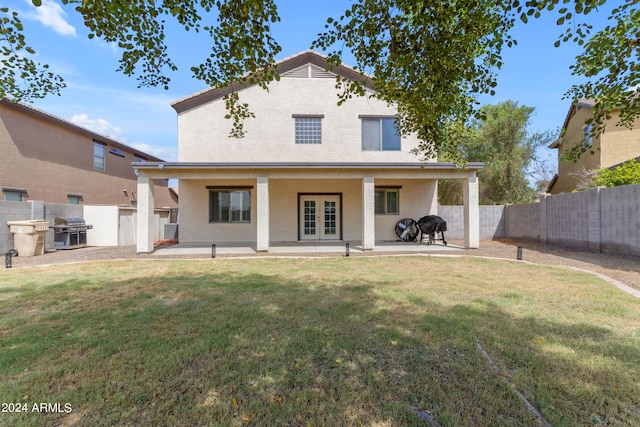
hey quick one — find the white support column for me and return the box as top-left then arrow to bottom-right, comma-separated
463,173 -> 480,248
427,179 -> 438,215
362,176 -> 375,250
256,176 -> 270,252
136,174 -> 155,253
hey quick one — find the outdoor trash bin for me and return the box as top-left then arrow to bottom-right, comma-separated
6,220 -> 50,256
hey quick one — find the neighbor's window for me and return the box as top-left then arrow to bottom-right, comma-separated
209,190 -> 251,223
583,124 -> 593,146
362,117 -> 401,151
3,189 -> 24,202
375,189 -> 399,215
94,142 -> 106,171
294,115 -> 323,144
67,194 -> 82,205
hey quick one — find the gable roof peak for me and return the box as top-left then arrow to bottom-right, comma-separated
575,98 -> 595,108
170,51 -> 373,114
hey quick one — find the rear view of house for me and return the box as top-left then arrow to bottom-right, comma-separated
134,51 -> 481,252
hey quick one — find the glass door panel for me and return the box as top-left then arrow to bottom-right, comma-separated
303,199 -> 317,237
300,196 -> 340,240
322,200 -> 337,237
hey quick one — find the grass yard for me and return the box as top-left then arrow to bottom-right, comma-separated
0,257 -> 639,426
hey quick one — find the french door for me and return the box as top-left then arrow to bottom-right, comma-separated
299,195 -> 341,240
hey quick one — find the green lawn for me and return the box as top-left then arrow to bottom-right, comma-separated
1,257 -> 639,426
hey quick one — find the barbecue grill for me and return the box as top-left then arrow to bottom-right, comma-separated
416,215 -> 447,246
52,217 -> 93,250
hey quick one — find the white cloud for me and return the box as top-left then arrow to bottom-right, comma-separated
70,113 -> 124,139
26,0 -> 76,37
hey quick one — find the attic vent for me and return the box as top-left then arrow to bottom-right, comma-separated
310,64 -> 335,79
281,64 -> 336,79
282,65 -> 309,78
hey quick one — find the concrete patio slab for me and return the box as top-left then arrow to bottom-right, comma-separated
152,241 -> 466,256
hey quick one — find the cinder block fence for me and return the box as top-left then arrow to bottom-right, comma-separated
440,184 -> 640,257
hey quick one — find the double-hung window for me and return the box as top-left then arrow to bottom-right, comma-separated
209,189 -> 251,223
361,116 -> 401,151
293,114 -> 323,144
375,188 -> 399,215
94,142 -> 106,171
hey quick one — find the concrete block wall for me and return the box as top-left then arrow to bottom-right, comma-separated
439,184 -> 640,258
437,206 -> 464,239
0,201 -> 33,254
42,203 -> 83,251
1,201 -> 82,254
505,203 -> 540,241
600,184 -> 640,256
438,205 -> 507,240
546,191 -> 591,249
505,184 -> 640,257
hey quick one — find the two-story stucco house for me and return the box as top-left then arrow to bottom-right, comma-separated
133,51 -> 482,253
548,98 -> 640,193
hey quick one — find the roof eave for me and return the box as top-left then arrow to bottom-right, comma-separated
133,161 -> 485,171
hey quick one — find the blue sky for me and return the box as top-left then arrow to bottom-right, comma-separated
5,0 -> 622,171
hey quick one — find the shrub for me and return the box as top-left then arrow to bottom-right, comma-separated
591,159 -> 640,187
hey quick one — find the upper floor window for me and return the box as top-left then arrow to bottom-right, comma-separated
293,115 -> 323,144
134,155 -> 148,163
94,142 -> 106,171
583,124 -> 593,146
361,117 -> 401,151
209,189 -> 251,223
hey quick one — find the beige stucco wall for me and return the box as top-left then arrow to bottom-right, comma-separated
552,106 -> 640,194
178,176 -> 437,244
374,178 -> 438,241
600,110 -> 640,168
177,73 -> 426,163
179,179 -> 257,243
553,106 -> 601,194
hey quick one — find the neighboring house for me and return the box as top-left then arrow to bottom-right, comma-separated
133,51 -> 482,253
547,98 -> 640,194
0,98 -> 177,207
